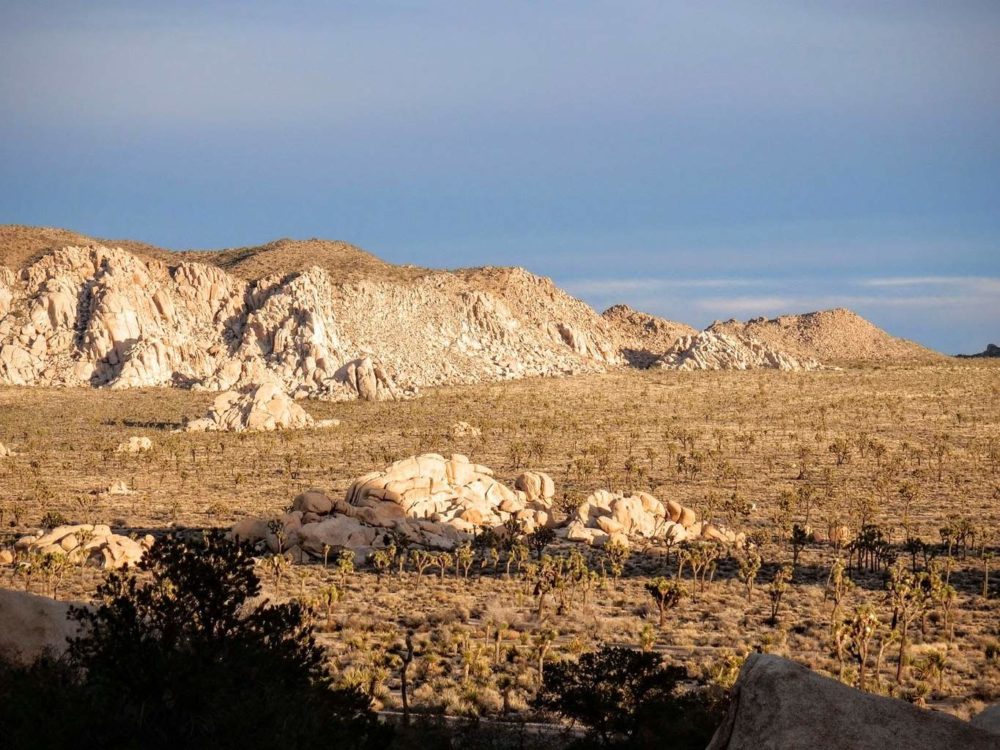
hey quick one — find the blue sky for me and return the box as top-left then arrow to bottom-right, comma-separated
1,1 -> 997,353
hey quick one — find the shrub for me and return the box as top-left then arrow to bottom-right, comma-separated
0,531 -> 388,749
533,645 -> 724,748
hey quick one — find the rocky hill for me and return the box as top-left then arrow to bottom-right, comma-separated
601,304 -> 697,367
0,226 -> 945,393
708,308 -> 941,365
957,343 -> 1000,359
0,227 -> 621,397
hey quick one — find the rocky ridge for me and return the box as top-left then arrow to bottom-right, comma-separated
0,237 -> 620,396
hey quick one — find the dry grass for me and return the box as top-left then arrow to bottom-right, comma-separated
1,362 -> 999,720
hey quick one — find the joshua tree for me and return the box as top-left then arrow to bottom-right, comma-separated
767,565 -> 793,625
825,558 -> 854,633
527,527 -> 556,560
317,584 -> 340,627
645,576 -> 685,627
390,630 -> 418,726
369,545 -> 394,582
335,549 -> 355,588
262,553 -> 288,594
604,540 -> 629,581
839,604 -> 882,691
409,549 -> 434,580
885,561 -> 932,684
454,542 -> 474,579
533,628 -> 557,684
738,544 -> 762,603
790,524 -> 809,573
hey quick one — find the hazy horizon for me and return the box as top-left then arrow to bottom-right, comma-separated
1,2 -> 997,353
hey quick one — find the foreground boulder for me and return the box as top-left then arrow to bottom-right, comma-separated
707,654 -> 999,750
0,441 -> 16,457
14,524 -> 152,569
0,588 -> 86,664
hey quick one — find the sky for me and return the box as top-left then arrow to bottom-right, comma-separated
1,1 -> 998,353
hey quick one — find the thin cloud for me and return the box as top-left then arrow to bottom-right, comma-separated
564,278 -> 765,296
859,276 -> 1000,289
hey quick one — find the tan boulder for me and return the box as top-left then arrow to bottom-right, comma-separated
292,489 -> 334,515
115,436 -> 153,454
707,653 -> 998,749
0,589 -> 86,665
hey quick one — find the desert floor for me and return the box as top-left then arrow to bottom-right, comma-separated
1,363 -> 998,721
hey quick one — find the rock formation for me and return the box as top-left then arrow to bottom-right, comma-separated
450,421 -> 482,438
115,436 -> 153,454
14,524 -> 153,569
706,653 -> 999,749
601,304 -> 698,367
185,383 -> 320,432
233,456 -> 561,561
653,331 -> 820,371
563,489 -> 741,548
0,232 -> 622,397
0,588 -> 86,664
234,453 -> 739,560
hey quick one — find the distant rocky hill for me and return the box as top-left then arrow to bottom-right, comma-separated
708,308 -> 941,365
956,343 -> 1000,359
0,227 -> 621,397
0,226 -> 945,395
601,304 -> 697,367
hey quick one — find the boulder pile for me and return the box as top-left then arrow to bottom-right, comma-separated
185,383 -> 323,432
232,455 -> 562,559
346,454 -> 557,533
14,524 -> 153,569
233,454 -> 743,559
653,331 -> 820,371
563,489 -> 742,548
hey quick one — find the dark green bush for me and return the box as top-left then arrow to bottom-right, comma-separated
0,531 -> 387,750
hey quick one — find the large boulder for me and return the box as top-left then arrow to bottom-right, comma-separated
971,705 -> 1000,737
115,436 -> 153,454
570,489 -> 736,548
185,383 -> 317,432
14,524 -> 149,569
707,654 -> 999,750
0,588 -> 86,664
